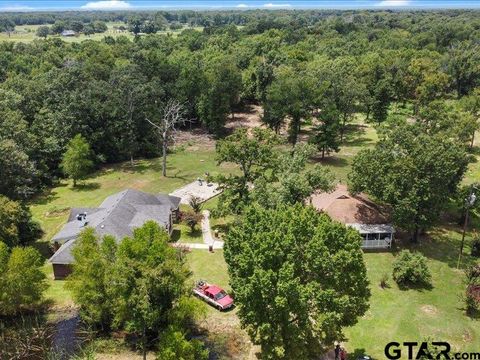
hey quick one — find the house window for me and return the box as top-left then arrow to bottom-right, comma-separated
380,233 -> 391,240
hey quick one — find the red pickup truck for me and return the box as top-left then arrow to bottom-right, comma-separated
193,280 -> 234,311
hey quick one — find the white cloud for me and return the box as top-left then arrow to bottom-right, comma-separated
376,0 -> 411,6
236,3 -> 248,8
263,3 -> 292,8
81,0 -> 132,10
0,5 -> 34,11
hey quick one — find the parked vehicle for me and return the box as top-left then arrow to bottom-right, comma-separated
193,280 -> 234,310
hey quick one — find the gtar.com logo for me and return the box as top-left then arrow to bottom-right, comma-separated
384,342 -> 480,360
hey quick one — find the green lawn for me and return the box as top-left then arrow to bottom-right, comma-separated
187,249 -> 230,290
173,223 -> 204,244
346,241 -> 479,356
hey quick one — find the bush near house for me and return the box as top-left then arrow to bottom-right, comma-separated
392,250 -> 432,287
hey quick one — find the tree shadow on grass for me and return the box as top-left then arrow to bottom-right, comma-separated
396,281 -> 433,292
71,182 -> 100,192
311,155 -> 349,168
411,225 -> 477,270
350,348 -> 374,359
31,241 -> 53,260
30,188 -> 60,206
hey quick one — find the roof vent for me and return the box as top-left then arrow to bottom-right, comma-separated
76,213 -> 88,227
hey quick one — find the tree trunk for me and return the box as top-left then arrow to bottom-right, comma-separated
411,226 -> 419,243
340,115 -> 346,142
322,146 -> 325,159
73,178 -> 77,187
142,325 -> 147,360
162,133 -> 167,177
130,154 -> 134,167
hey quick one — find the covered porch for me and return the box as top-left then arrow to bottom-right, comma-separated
347,223 -> 395,249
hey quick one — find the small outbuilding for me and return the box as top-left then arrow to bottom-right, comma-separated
309,184 -> 394,249
49,189 -> 181,279
61,30 -> 76,37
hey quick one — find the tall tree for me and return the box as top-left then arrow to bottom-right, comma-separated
36,26 -> 50,39
0,139 -> 38,200
445,41 -> 480,98
0,195 -> 42,247
224,204 -> 370,359
66,228 -> 117,330
309,104 -> 341,159
61,134 -> 94,187
253,144 -> 335,208
349,122 -> 469,242
263,66 -> 315,145
215,128 -> 281,214
146,99 -> 189,177
461,88 -> 480,148
197,56 -> 241,135
67,222 -> 196,360
109,222 -> 192,360
0,242 -> 48,316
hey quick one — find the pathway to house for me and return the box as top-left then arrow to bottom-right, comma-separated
172,210 -> 224,250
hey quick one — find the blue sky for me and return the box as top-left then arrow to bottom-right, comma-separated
0,0 -> 479,11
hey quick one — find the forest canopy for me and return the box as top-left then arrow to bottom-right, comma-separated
0,9 -> 479,200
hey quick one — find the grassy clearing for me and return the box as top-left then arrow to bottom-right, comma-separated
30,148 -> 231,242
346,235 -> 479,355
0,23 -> 203,43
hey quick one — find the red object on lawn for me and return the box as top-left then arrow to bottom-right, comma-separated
193,280 -> 234,310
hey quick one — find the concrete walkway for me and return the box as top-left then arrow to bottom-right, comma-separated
172,210 -> 224,250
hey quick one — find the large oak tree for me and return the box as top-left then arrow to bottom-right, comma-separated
224,204 -> 370,360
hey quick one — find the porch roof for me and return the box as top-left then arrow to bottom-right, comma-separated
347,223 -> 395,234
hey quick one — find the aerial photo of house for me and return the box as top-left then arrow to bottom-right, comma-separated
0,1 -> 479,359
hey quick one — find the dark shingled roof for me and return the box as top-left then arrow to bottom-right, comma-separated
49,189 -> 180,265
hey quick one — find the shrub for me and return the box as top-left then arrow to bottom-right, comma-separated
465,264 -> 480,316
182,211 -> 202,233
157,326 -> 208,360
392,250 -> 432,287
471,233 -> 480,257
188,196 -> 203,214
380,273 -> 390,289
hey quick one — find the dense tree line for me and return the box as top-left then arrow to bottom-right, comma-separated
0,10 -> 478,203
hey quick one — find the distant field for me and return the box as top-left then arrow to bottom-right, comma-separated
0,22 -> 203,43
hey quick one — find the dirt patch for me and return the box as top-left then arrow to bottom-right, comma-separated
420,305 -> 438,315
45,207 -> 70,218
225,104 -> 264,134
175,128 -> 215,150
197,310 -> 253,360
96,352 -> 156,360
462,330 -> 473,343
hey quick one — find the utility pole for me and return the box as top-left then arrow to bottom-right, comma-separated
457,185 -> 477,269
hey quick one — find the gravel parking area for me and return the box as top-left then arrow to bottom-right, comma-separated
170,180 -> 222,204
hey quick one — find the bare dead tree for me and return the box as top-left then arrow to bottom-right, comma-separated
146,99 -> 189,177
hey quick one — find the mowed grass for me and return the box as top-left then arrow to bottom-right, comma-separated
346,244 -> 479,356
